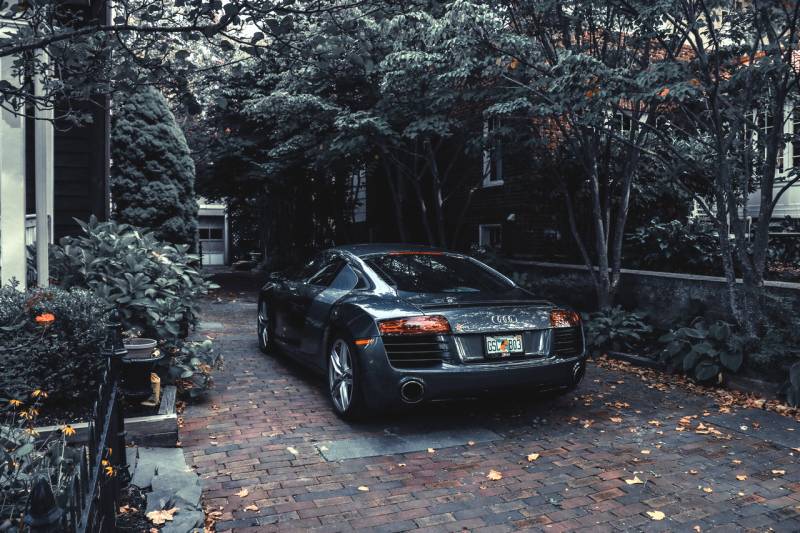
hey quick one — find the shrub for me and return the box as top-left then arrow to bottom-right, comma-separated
0,283 -> 108,404
658,318 -> 743,382
50,216 -> 218,348
784,363 -> 800,407
624,218 -> 721,275
111,86 -> 198,245
583,307 -> 652,353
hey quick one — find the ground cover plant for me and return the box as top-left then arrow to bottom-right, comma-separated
583,307 -> 653,355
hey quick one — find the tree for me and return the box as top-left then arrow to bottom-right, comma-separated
111,86 -> 198,245
626,0 -> 800,337
460,0 -> 678,309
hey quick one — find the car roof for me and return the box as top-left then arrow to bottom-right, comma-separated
330,243 -> 451,258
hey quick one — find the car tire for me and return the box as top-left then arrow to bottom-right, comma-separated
257,299 -> 275,355
327,336 -> 367,420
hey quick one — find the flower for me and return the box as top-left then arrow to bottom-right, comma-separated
35,313 -> 55,325
62,425 -> 76,437
8,399 -> 22,407
31,389 -> 48,399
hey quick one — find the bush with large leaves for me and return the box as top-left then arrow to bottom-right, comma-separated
50,216 -> 218,347
658,318 -> 743,382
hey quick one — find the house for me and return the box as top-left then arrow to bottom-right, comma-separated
197,198 -> 230,266
0,1 -> 110,290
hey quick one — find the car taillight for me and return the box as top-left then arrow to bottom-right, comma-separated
550,309 -> 581,328
378,315 -> 451,335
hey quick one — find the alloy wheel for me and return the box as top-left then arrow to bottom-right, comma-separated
258,301 -> 269,351
328,339 -> 354,413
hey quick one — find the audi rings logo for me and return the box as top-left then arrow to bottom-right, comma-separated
491,315 -> 517,325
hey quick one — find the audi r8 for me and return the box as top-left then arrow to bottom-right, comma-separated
257,244 -> 586,419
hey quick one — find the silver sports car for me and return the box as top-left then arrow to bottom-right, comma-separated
257,244 -> 586,419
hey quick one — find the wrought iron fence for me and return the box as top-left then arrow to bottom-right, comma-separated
25,311 -> 128,533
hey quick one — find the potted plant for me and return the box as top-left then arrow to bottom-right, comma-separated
121,336 -> 165,398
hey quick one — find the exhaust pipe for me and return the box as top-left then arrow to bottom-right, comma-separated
572,362 -> 586,386
400,379 -> 425,404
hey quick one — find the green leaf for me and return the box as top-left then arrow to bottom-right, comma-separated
719,350 -> 743,372
694,360 -> 720,382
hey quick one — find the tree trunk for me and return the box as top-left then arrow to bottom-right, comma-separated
380,156 -> 408,242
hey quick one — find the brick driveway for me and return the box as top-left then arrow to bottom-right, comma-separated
182,289 -> 800,532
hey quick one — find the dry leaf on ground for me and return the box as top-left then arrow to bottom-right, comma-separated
624,476 -> 643,485
236,488 -> 249,498
527,453 -> 540,462
286,446 -> 299,455
772,469 -> 786,476
646,510 -> 665,521
486,469 -> 503,481
736,474 -> 747,481
146,507 -> 178,525
244,504 -> 259,512
357,486 -> 369,491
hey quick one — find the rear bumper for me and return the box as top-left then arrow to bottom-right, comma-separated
359,344 -> 587,409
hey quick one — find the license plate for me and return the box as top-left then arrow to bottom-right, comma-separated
485,334 -> 523,356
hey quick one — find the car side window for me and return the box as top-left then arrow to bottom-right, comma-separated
328,264 -> 361,291
307,260 -> 344,286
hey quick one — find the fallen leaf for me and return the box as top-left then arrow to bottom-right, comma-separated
693,526 -> 702,532
640,450 -> 651,455
610,417 -> 623,423
625,476 -> 643,485
236,488 -> 249,498
647,510 -> 665,521
688,469 -> 699,475
427,448 -> 435,454
771,469 -> 786,476
486,469 -> 503,481
527,453 -> 540,462
467,441 -> 475,446
648,420 -> 662,427
243,504 -> 259,512
357,486 -> 370,492
736,474 -> 747,481
732,459 -> 742,465
397,463 -> 406,467
147,507 -> 178,525
286,446 -> 299,455
702,486 -> 713,493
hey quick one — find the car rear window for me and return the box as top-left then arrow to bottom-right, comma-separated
364,253 -> 513,293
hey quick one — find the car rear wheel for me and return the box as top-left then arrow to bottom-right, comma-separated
257,300 -> 275,354
327,337 -> 366,419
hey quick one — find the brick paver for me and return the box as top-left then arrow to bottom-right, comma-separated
182,291 -> 800,532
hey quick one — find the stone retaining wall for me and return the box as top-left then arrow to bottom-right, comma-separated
507,260 -> 800,327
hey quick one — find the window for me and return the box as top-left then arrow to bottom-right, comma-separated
364,253 -> 513,294
198,228 -> 223,240
482,118 -> 504,186
307,260 -> 344,286
478,224 -> 502,248
793,107 -> 800,170
756,107 -> 786,175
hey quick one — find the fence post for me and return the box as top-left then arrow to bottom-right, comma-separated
102,309 -> 127,472
24,477 -> 63,533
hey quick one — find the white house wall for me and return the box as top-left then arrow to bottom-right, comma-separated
0,53 -> 28,289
